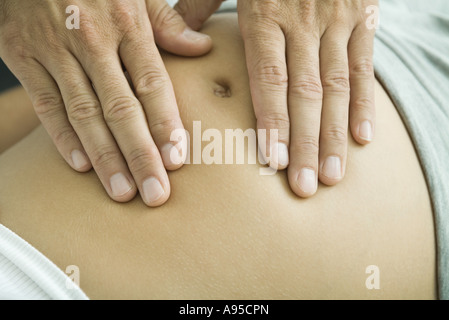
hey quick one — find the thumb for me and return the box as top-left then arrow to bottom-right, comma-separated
146,0 -> 213,57
174,0 -> 224,31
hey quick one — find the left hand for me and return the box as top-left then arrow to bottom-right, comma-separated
175,0 -> 378,197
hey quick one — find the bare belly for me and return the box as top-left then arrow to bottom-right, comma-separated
0,13 -> 436,299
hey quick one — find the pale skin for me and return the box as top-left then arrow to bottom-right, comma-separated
0,0 -> 377,205
0,14 -> 437,300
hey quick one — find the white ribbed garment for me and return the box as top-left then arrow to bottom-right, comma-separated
0,224 -> 88,300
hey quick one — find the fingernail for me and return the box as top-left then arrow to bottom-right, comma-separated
271,143 -> 289,167
322,156 -> 342,180
183,28 -> 210,42
359,120 -> 373,142
161,143 -> 184,167
71,149 -> 89,170
142,177 -> 165,205
110,173 -> 133,197
297,168 -> 317,195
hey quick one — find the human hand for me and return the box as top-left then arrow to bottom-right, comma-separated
0,0 -> 213,206
175,0 -> 378,197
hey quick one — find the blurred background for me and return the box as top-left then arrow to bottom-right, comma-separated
0,59 -> 19,92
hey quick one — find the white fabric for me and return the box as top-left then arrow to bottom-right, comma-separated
0,224 -> 88,300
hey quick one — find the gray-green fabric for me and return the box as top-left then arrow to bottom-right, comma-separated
374,0 -> 449,299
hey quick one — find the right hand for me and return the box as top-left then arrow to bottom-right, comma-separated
175,0 -> 377,198
0,0 -> 214,206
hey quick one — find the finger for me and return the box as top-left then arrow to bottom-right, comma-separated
41,52 -> 137,203
285,32 -> 322,198
77,47 -> 171,207
318,27 -> 351,186
348,23 -> 376,145
14,58 -> 92,173
147,0 -> 213,57
239,17 -> 290,170
120,20 -> 188,172
174,0 -> 224,30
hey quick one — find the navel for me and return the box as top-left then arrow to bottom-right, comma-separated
213,79 -> 232,98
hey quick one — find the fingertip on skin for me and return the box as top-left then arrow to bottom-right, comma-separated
181,28 -> 213,56
268,142 -> 289,170
319,156 -> 344,186
170,28 -> 213,57
109,172 -> 137,203
318,176 -> 341,187
70,149 -> 92,172
141,176 -> 170,207
154,27 -> 212,57
182,28 -> 211,44
289,168 -> 317,198
161,142 -> 186,171
355,120 -> 374,145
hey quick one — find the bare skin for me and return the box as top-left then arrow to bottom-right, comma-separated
0,87 -> 40,153
0,14 -> 436,299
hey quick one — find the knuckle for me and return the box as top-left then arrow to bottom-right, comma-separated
253,62 -> 288,89
133,69 -> 168,99
53,127 -> 77,146
297,0 -> 317,27
113,3 -> 139,29
0,28 -> 33,59
289,75 -> 323,100
351,97 -> 374,113
33,92 -> 62,117
77,20 -> 99,43
78,31 -> 104,56
39,25 -> 65,54
68,97 -> 102,123
90,145 -> 121,169
350,58 -> 374,76
322,125 -> 348,144
327,3 -> 350,25
293,135 -> 319,155
75,13 -> 112,55
321,71 -> 350,93
149,113 -> 178,136
127,147 -> 159,174
152,5 -> 182,33
251,0 -> 282,18
260,111 -> 290,130
104,96 -> 140,124
174,0 -> 213,29
13,45 -> 32,59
